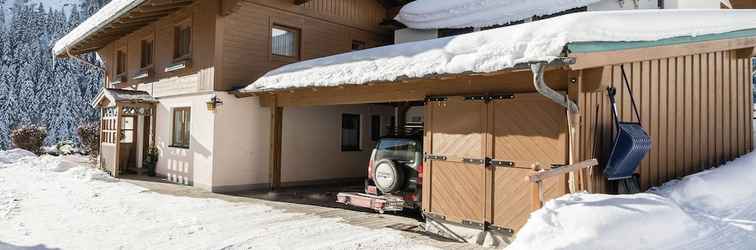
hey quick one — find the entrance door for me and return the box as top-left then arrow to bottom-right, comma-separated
489,93 -> 568,230
424,96 -> 487,224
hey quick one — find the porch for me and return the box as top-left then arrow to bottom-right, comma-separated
93,88 -> 157,177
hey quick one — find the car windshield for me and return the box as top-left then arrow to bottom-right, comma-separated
375,138 -> 417,164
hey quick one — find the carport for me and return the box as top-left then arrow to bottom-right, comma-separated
237,10 -> 756,237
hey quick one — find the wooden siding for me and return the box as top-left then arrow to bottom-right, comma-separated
97,0 -> 218,97
218,0 -> 389,91
577,50 -> 754,192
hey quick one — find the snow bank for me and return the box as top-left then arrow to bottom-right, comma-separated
245,10 -> 756,92
509,150 -> 756,250
395,0 -> 600,29
52,0 -> 144,56
0,152 -> 434,249
0,149 -> 36,165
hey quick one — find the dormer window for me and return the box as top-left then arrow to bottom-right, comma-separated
174,20 -> 192,60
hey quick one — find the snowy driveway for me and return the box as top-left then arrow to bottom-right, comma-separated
0,151 -> 438,250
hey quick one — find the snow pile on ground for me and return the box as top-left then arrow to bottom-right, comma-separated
0,149 -> 36,165
245,10 -> 756,92
395,0 -> 600,29
509,151 -> 756,250
0,152 -> 435,250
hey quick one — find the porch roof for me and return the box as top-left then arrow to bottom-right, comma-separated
92,88 -> 157,107
52,0 -> 197,57
242,10 -> 756,94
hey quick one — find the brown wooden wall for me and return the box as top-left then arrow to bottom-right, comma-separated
577,49 -> 754,193
97,0 -> 218,90
218,0 -> 390,91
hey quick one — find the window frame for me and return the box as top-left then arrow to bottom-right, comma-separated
171,107 -> 191,149
115,48 -> 127,78
270,24 -> 301,60
341,113 -> 361,152
140,37 -> 154,69
173,19 -> 192,61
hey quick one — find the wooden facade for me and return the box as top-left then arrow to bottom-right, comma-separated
574,49 -> 755,193
92,0 -> 390,93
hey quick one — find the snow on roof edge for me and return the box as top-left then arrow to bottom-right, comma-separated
243,10 -> 756,93
53,0 -> 146,57
395,0 -> 602,29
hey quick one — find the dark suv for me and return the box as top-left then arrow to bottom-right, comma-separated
337,137 -> 423,213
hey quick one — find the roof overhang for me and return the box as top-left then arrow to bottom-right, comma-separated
53,0 -> 197,57
92,88 -> 158,108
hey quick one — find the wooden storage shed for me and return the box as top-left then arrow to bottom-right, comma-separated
242,13 -> 756,234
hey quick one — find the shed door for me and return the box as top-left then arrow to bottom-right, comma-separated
489,93 -> 568,230
426,96 -> 487,224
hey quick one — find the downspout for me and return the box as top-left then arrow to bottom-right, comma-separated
530,62 -> 581,193
530,62 -> 578,114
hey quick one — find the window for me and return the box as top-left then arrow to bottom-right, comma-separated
172,107 -> 191,148
120,117 -> 134,143
174,22 -> 192,60
271,25 -> 299,58
140,39 -> 153,68
116,49 -> 127,76
341,114 -> 360,151
370,115 -> 381,141
352,40 -> 366,51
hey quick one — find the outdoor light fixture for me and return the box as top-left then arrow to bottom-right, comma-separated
206,96 -> 223,112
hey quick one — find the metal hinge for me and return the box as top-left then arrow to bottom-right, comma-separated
464,94 -> 514,102
425,96 -> 448,102
489,159 -> 515,168
486,224 -> 515,234
424,154 -> 447,161
462,158 -> 485,165
462,219 -> 485,229
425,212 -> 446,221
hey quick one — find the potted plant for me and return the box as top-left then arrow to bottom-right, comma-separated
143,146 -> 159,177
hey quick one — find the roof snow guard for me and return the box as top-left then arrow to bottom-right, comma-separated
92,88 -> 157,107
53,0 -> 196,57
242,10 -> 756,93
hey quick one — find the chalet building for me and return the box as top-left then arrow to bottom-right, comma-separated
56,0 -> 755,242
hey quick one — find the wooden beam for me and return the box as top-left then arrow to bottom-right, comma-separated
569,36 -> 756,70
526,159 -> 599,183
269,102 -> 283,190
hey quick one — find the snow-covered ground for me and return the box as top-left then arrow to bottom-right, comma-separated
509,147 -> 756,249
0,150 -> 435,250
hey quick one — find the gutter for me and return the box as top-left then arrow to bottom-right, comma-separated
530,62 -> 579,113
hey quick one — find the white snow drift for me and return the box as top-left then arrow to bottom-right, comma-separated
0,151 -> 434,250
395,0 -> 601,29
509,151 -> 756,250
244,10 -> 756,92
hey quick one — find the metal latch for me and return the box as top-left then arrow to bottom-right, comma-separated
486,224 -> 515,234
461,219 -> 485,229
425,212 -> 446,221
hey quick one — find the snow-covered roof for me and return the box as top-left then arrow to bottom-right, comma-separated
52,0 -> 145,57
243,10 -> 756,93
395,0 -> 601,29
92,88 -> 156,107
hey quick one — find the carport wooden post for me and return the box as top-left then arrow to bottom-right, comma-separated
269,96 -> 283,190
